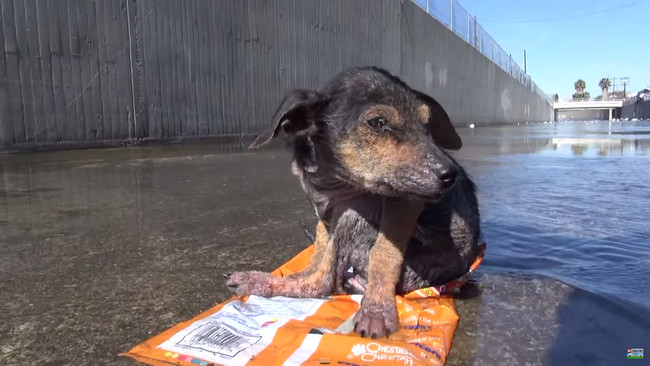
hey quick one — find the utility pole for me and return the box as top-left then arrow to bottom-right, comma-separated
621,77 -> 630,99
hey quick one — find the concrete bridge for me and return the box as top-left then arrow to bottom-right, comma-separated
554,100 -> 623,121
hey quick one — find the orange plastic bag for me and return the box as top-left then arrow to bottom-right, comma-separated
122,243 -> 485,366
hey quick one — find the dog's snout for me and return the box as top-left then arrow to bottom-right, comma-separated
435,165 -> 458,186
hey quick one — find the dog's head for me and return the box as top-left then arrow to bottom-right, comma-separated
249,67 -> 462,202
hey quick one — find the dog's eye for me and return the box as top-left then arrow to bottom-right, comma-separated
366,117 -> 387,130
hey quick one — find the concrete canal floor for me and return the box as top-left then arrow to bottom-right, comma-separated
2,121 -> 649,365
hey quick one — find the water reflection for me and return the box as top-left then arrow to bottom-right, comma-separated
551,137 -> 650,156
455,120 -> 650,330
569,143 -> 588,155
456,120 -> 650,160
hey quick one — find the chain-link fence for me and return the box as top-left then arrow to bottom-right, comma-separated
412,0 -> 551,104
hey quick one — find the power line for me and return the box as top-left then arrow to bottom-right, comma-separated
478,2 -> 640,24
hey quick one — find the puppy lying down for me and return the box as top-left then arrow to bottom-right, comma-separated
226,67 -> 481,339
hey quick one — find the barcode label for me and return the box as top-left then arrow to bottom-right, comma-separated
157,296 -> 327,364
175,322 -> 261,357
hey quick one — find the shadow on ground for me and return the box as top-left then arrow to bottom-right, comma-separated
448,272 -> 650,365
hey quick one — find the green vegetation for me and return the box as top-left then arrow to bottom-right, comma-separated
570,77 -> 613,101
574,79 -> 586,93
572,79 -> 590,100
598,77 -> 611,99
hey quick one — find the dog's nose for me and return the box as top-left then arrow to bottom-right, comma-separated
435,165 -> 458,186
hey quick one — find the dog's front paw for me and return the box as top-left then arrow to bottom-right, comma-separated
353,299 -> 399,339
225,271 -> 275,297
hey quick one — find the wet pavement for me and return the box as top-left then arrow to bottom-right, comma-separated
1,121 -> 649,365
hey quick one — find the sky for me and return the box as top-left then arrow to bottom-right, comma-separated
457,0 -> 650,100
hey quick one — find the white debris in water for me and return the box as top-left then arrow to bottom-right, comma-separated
469,123 -> 475,129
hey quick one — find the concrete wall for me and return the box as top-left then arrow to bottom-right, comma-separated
0,0 -> 553,151
399,2 -> 553,125
622,100 -> 650,119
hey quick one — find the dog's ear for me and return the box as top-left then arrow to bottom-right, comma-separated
248,89 -> 327,150
416,92 -> 462,150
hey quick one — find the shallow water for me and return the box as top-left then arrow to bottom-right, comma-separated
1,120 -> 648,365
448,120 -> 650,364
458,120 -> 650,313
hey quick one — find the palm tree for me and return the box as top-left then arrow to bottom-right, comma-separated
599,77 -> 611,99
573,79 -> 589,100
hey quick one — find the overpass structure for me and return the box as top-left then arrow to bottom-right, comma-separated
554,100 -> 623,121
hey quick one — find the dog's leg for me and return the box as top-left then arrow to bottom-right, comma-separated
226,220 -> 336,297
353,198 -> 423,338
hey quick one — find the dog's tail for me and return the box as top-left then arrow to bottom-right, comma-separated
300,222 -> 316,243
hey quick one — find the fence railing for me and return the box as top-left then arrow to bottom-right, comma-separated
563,97 -> 627,103
412,0 -> 551,104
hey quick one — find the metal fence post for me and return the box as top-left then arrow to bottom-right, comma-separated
491,41 -> 494,62
450,0 -> 454,31
467,11 -> 470,42
509,54 -> 513,75
474,16 -> 478,48
524,50 -> 527,74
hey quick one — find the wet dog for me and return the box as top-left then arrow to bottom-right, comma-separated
226,67 -> 481,339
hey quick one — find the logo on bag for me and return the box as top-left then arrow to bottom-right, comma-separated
348,342 -> 414,365
351,344 -> 366,356
260,317 -> 278,327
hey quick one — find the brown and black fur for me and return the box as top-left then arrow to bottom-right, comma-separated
226,66 -> 482,339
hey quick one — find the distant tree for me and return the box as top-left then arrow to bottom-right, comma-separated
574,79 -> 586,93
598,77 -> 611,99
572,91 -> 591,101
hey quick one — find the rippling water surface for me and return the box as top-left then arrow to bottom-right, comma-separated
456,120 -> 650,316
1,119 -> 648,365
